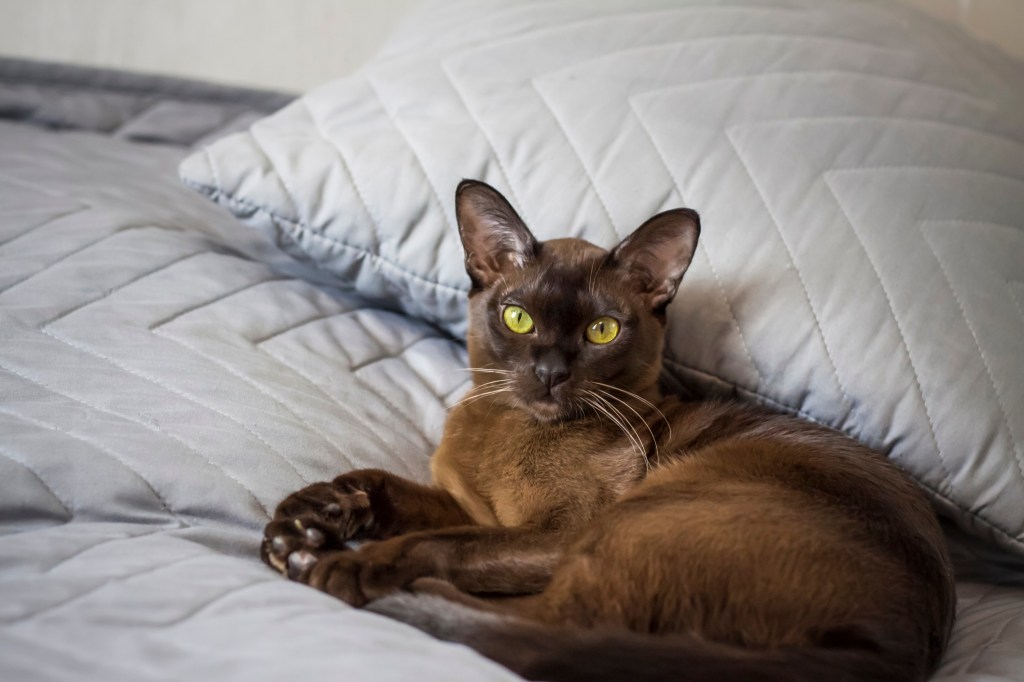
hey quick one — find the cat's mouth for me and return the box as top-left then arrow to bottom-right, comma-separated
529,395 -> 563,421
521,381 -> 577,422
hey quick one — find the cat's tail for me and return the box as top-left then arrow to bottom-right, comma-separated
368,591 -> 930,682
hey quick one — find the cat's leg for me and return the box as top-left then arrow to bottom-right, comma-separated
284,525 -> 565,607
261,469 -> 474,576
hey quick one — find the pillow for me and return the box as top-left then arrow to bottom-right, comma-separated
181,0 -> 1024,555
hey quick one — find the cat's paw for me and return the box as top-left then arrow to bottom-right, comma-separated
285,541 -> 410,608
261,480 -> 373,575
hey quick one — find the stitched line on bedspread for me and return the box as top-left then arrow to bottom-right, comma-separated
660,357 -> 1024,549
39,323 -> 311,492
181,177 -> 469,298
348,326 -> 444,374
662,357 -> 827,427
302,90 -> 382,252
628,98 -> 767,394
0,357 -> 270,521
442,379 -> 473,408
147,275 -> 292,331
959,613 -> 1024,674
631,68 -> 993,112
42,529 -> 167,574
437,59 -> 532,229
155,578 -> 280,628
1007,278 -> 1024,321
726,127 -> 857,416
34,250 -> 313,496
732,116 -> 1024,156
920,219 -> 1024,488
531,78 -> 621,244
3,552 -> 208,625
0,403 -> 187,527
152,324 -> 363,477
433,3 -> 907,227
0,205 -> 91,251
47,323 -> 311,485
825,177 -> 956,496
1,223 -> 162,296
256,313 -> 453,477
220,133 -> 303,228
255,341 -> 421,479
0,171 -> 95,202
352,356 -> 437,470
0,444 -> 73,521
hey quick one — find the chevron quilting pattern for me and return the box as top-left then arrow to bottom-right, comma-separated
184,0 -> 1024,565
3,0 -> 1024,678
0,120 -> 515,680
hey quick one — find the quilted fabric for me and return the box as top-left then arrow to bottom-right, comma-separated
181,0 -> 1024,556
2,66 -> 1024,681
0,120 -> 512,681
0,56 -> 293,147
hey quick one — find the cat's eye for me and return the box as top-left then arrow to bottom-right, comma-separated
586,317 -> 620,344
502,305 -> 535,334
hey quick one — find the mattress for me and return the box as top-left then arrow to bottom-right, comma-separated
0,57 -> 1022,680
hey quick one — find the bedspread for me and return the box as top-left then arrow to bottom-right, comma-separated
0,56 -> 1022,681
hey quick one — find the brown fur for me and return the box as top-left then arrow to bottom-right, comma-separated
263,180 -> 954,681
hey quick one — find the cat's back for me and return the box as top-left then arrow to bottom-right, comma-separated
613,397 -> 956,662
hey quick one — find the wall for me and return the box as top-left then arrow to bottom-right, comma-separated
897,0 -> 1024,61
0,0 -> 422,92
0,0 -> 1020,93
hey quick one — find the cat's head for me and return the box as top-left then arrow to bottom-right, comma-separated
455,180 -> 700,423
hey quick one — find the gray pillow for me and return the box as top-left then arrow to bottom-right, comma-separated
181,0 -> 1024,554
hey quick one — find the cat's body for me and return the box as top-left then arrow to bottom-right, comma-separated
262,181 -> 954,681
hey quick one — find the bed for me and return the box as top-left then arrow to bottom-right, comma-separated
2,1 -> 1023,680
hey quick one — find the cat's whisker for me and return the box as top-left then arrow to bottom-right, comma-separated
460,380 -> 514,400
464,378 -> 514,393
456,384 -> 515,407
594,388 -> 660,467
450,379 -> 515,411
458,367 -> 515,375
593,381 -> 673,443
584,396 -> 644,470
593,392 -> 651,475
454,392 -> 510,411
583,390 -> 647,472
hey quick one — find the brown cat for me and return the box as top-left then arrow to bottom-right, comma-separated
262,180 -> 955,682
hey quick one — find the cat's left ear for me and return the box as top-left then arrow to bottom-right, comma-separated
610,208 -> 700,313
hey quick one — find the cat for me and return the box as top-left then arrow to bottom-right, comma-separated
261,179 -> 955,682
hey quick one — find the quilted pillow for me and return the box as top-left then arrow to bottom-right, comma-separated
181,0 -> 1024,554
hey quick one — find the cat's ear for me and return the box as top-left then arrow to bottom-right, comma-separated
455,179 -> 538,290
610,208 -> 700,313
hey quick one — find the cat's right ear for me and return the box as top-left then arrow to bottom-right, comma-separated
455,179 -> 538,290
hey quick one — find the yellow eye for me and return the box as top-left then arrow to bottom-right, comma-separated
502,305 -> 535,334
586,317 -> 620,344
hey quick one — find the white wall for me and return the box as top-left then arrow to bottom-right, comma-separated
897,0 -> 1024,61
0,0 -> 423,92
0,0 -> 1020,93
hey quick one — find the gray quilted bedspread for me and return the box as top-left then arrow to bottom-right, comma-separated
0,59 -> 1022,680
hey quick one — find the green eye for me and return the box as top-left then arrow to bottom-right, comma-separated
502,305 -> 535,334
586,317 -> 620,344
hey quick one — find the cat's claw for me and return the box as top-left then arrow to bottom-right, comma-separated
287,550 -> 318,580
261,479 -> 375,575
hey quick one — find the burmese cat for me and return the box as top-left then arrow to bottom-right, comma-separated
262,180 -> 954,681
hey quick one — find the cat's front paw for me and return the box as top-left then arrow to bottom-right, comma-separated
261,480 -> 373,575
285,541 -> 412,608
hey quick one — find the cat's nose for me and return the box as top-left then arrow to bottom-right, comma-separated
535,349 -> 570,389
